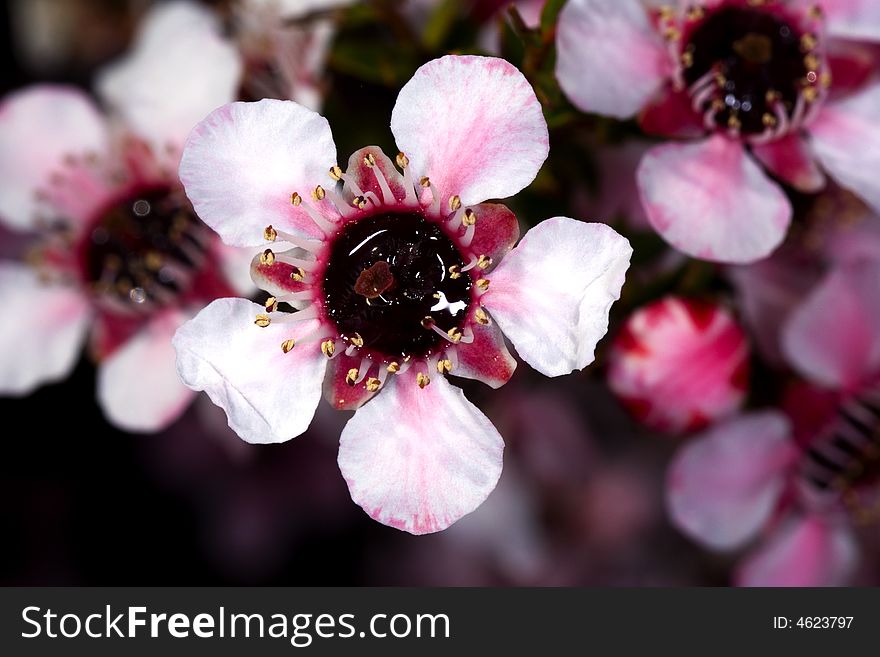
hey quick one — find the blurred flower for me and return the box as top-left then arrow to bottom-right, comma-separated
235,0 -> 356,110
0,1 -> 246,432
173,54 -> 632,534
556,0 -> 880,263
608,296 -> 750,433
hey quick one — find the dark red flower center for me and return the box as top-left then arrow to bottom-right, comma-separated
321,210 -> 472,361
78,185 -> 208,310
682,4 -> 821,135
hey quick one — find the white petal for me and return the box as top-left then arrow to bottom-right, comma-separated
391,55 -> 548,207
556,0 -> 669,118
809,83 -> 880,213
482,218 -> 632,377
97,311 -> 195,432
179,99 -> 337,246
97,1 -> 241,150
0,86 -> 108,230
0,262 -> 91,395
172,298 -> 329,443
244,0 -> 356,19
338,371 -> 504,534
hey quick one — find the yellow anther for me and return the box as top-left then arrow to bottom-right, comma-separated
353,195 -> 368,209
321,339 -> 336,357
265,296 -> 278,312
387,362 -> 400,374
462,209 -> 476,226
417,372 -> 430,389
476,278 -> 490,292
802,86 -> 819,102
681,51 -> 694,68
727,114 -> 741,130
449,195 -> 461,211
281,339 -> 296,353
312,185 -> 326,201
264,225 -> 278,242
762,113 -> 777,127
448,265 -> 461,279
475,308 -> 490,325
329,165 -> 343,181
804,54 -> 820,71
800,33 -> 818,52
419,176 -> 431,188
254,314 -> 271,327
807,4 -> 823,19
364,152 -> 377,167
290,267 -> 305,282
437,359 -> 453,374
346,368 -> 359,385
476,254 -> 492,270
685,5 -> 705,21
396,152 -> 409,169
663,26 -> 681,42
260,249 -> 276,266
447,326 -> 462,343
365,377 -> 381,392
349,333 -> 364,347
291,192 -> 302,206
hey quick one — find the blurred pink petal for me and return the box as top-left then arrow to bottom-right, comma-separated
750,133 -> 826,193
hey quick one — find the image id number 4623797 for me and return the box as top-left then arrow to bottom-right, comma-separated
773,617 -> 854,629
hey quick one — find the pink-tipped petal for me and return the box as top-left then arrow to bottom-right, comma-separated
556,0 -> 670,119
341,146 -> 408,205
338,370 -> 505,534
97,1 -> 241,152
97,310 -> 195,432
750,133 -> 826,193
666,412 -> 797,550
467,203 -> 520,270
453,311 -> 517,389
172,298 -> 329,443
736,515 -> 859,586
322,352 -> 378,411
608,297 -> 750,434
483,218 -> 632,377
0,86 -> 108,230
0,262 -> 91,395
810,0 -> 880,42
390,55 -> 548,207
809,83 -> 880,213
781,260 -> 880,391
639,87 -> 705,139
637,136 -> 792,264
179,99 -> 337,247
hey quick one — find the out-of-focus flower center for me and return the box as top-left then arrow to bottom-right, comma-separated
673,1 -> 828,138
78,185 -> 208,311
802,388 -> 880,524
322,210 -> 472,360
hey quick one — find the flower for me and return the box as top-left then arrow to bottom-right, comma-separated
607,296 -> 750,433
0,1 -> 246,432
173,54 -> 632,533
666,226 -> 880,585
556,0 -> 880,263
234,0 -> 357,110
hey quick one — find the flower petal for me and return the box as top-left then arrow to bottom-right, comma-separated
0,86 -> 108,230
322,352 -> 378,411
750,133 -> 826,193
179,99 -> 337,246
666,412 -> 796,550
637,135 -> 792,263
172,298 -> 329,443
97,1 -> 241,151
390,55 -> 548,207
639,87 -> 705,139
97,310 -> 195,432
482,218 -> 632,377
811,0 -> 880,42
453,312 -> 517,389
556,0 -> 669,119
809,83 -> 880,213
467,203 -> 520,270
781,260 -> 880,391
341,146 -> 408,205
0,262 -> 91,395
250,247 -> 313,301
245,0 -> 356,19
736,515 -> 859,586
338,370 -> 504,534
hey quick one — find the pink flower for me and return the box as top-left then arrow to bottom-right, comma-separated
556,0 -> 880,263
667,239 -> 880,584
0,1 -> 246,432
607,296 -> 750,433
172,55 -> 632,534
